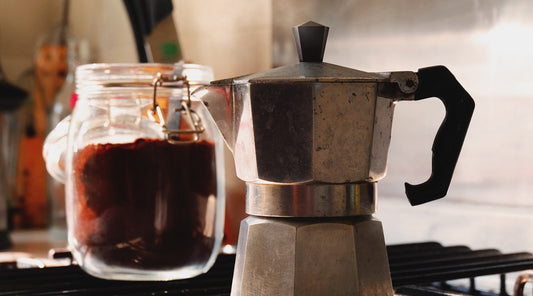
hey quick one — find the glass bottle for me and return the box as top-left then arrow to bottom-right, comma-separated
46,37 -> 89,240
15,0 -> 70,228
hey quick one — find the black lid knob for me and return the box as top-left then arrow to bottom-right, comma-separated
292,21 -> 329,63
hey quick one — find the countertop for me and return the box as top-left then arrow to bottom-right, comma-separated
2,229 -> 67,261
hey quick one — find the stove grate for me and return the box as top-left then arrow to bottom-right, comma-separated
388,242 -> 533,290
1,242 -> 532,295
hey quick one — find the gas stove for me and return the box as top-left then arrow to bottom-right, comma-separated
1,241 -> 533,296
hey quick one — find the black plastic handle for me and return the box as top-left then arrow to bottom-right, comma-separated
405,66 -> 475,206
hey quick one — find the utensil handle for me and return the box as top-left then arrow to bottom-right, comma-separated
405,66 -> 474,205
42,115 -> 71,184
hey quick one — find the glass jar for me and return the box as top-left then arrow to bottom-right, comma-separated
43,63 -> 225,281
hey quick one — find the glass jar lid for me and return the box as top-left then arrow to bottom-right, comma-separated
76,62 -> 213,92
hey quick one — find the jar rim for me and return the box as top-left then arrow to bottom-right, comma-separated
75,63 -> 214,91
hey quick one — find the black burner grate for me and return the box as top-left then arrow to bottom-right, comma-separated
0,254 -> 235,296
1,242 -> 533,295
388,242 -> 533,287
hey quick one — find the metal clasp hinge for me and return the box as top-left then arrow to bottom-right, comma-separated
377,71 -> 418,100
149,73 -> 205,144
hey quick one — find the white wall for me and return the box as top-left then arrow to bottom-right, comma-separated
174,0 -> 272,79
0,0 -> 137,86
0,0 -> 61,84
0,0 -> 272,87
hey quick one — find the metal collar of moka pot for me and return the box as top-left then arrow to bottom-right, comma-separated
199,21 -> 474,217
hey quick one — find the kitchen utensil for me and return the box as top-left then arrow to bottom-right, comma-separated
193,21 -> 474,296
123,0 -> 182,63
16,0 -> 71,229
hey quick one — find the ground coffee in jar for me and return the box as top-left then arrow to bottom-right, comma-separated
44,63 -> 223,281
72,138 -> 217,270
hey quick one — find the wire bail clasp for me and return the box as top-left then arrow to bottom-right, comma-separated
150,73 -> 205,144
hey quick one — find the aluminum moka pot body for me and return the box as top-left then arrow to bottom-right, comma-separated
199,63 -> 406,186
197,22 -> 474,209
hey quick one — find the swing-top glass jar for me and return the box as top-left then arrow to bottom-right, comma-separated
44,63 -> 225,281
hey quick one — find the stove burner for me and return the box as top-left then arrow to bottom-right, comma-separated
1,242 -> 533,295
